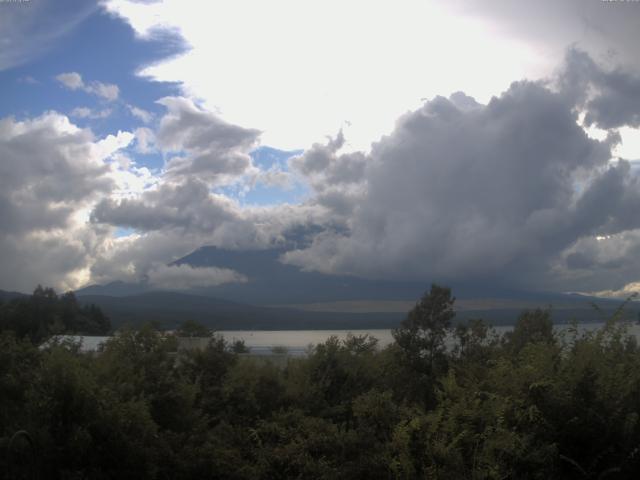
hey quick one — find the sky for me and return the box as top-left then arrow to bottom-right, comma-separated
1,0 -> 640,297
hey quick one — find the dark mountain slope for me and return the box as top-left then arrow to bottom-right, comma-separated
78,291 -> 404,330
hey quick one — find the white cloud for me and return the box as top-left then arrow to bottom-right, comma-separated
0,112 -> 134,291
70,107 -> 92,117
56,71 -> 120,101
90,81 -> 120,101
6,37 -> 640,298
146,263 -> 247,290
95,130 -> 136,160
84,50 -> 640,294
102,0 -> 544,151
134,127 -> 156,153
56,72 -> 84,90
156,96 -> 260,185
255,166 -> 293,190
589,282 -> 640,300
128,105 -> 154,123
70,107 -> 112,119
18,75 -> 39,85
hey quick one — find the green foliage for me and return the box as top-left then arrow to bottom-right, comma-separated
176,319 -> 212,338
271,345 -> 289,355
392,284 -> 455,407
231,338 -> 250,353
507,307 -> 554,352
3,286 -> 640,478
0,286 -> 110,343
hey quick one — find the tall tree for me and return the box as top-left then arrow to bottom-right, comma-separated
392,284 -> 455,406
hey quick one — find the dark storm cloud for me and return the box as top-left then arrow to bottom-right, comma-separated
283,59 -> 640,291
289,130 -> 367,216
572,160 -> 640,236
560,49 -> 640,129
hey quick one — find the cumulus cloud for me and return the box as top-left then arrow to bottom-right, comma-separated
88,93 -> 272,244
0,112 -> 133,291
91,82 -> 120,102
5,47 -> 640,296
589,282 -> 640,300
146,263 -> 247,290
555,229 -> 640,291
92,178 -> 237,233
56,71 -> 120,101
561,49 -> 640,130
255,166 -> 294,190
0,113 -> 113,234
84,50 -> 640,294
134,127 -> 155,153
56,72 -> 84,90
156,96 -> 260,184
289,130 -> 367,216
92,176 -> 329,247
290,130 -> 368,187
86,206 -> 326,291
70,107 -> 112,119
86,95 -> 336,286
282,54 -> 640,292
128,105 -> 154,124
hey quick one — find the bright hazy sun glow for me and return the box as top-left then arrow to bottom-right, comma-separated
105,0 -> 545,150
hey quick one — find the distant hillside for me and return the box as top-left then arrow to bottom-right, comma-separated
77,291 -> 404,330
170,246 -> 428,304
81,246 -> 629,309
75,290 -> 640,331
0,289 -> 28,302
77,281 -> 151,297
73,245 -> 640,328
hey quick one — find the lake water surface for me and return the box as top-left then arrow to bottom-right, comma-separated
56,322 -> 640,356
219,322 -> 640,356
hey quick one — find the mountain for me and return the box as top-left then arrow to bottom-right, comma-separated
75,280 -> 151,297
77,291 -> 403,330
170,246 -> 428,305
0,289 -> 28,302
73,245 -> 640,328
76,289 -> 639,330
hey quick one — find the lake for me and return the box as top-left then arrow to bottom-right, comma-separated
219,321 -> 640,356
52,321 -> 640,356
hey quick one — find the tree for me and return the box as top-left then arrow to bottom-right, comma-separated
394,284 -> 454,370
392,284 -> 455,406
177,319 -> 212,338
0,287 -> 110,343
507,308 -> 554,352
231,338 -> 250,353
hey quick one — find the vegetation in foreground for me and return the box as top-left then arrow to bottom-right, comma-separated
2,285 -> 640,479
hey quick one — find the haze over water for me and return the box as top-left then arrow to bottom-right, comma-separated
220,322 -> 640,356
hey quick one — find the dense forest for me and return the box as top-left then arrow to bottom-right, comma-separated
0,285 -> 111,343
2,285 -> 640,478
